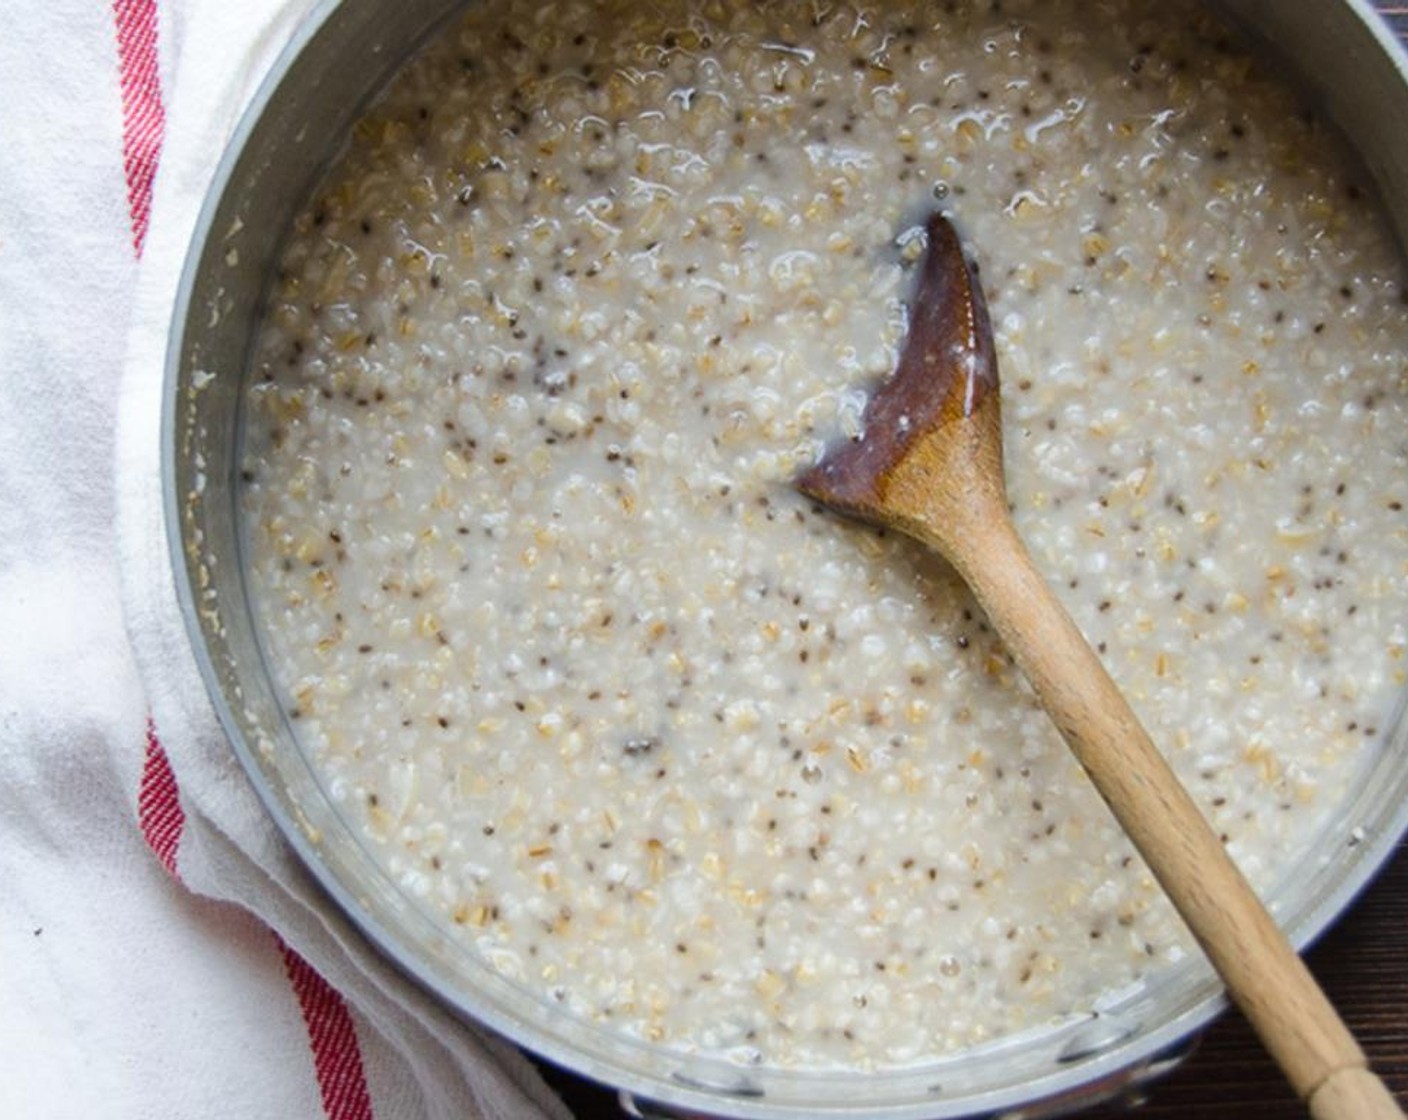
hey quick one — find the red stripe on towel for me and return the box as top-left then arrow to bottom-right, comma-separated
115,7 -> 376,1113
112,0 -> 166,256
278,938 -> 377,1120
117,0 -> 180,879
138,721 -> 185,877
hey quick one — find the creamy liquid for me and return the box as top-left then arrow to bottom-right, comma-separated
242,0 -> 1408,1068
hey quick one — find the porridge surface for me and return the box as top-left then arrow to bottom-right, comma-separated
242,0 -> 1408,1069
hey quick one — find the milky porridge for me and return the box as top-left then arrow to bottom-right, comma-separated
241,0 -> 1408,1069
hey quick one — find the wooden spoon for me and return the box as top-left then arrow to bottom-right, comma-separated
796,212 -> 1404,1120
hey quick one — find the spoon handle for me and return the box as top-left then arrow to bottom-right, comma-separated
940,510 -> 1403,1120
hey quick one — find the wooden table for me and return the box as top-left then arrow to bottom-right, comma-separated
539,7 -> 1408,1116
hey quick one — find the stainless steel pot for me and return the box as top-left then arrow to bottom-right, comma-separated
165,3 -> 1408,1116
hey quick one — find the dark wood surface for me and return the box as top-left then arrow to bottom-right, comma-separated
537,6 -> 1408,1116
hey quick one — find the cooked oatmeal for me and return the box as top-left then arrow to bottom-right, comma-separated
241,0 -> 1408,1069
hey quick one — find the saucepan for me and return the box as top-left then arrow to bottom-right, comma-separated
164,1 -> 1408,1115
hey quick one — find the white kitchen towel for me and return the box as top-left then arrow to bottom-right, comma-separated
1,1 -> 569,1117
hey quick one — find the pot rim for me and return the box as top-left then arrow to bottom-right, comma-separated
162,2 -> 1408,1116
